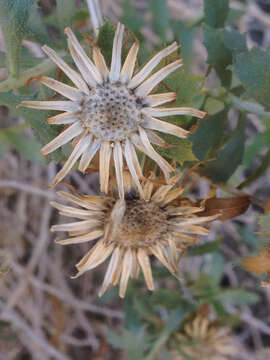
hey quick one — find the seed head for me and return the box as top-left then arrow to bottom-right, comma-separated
20,23 -> 206,198
51,176 -> 218,298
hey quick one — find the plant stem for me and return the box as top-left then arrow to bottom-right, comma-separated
0,51 -> 66,93
143,328 -> 171,360
237,149 -> 270,189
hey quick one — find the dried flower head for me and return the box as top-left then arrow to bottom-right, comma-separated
171,315 -> 237,360
51,176 -> 217,298
20,23 -> 205,197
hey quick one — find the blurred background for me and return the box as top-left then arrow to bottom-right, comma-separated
1,0 -> 270,359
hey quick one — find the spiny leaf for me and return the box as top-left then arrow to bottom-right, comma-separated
4,131 -> 45,164
204,0 -> 229,28
243,130 -> 270,167
97,20 -> 115,66
203,115 -> 246,182
171,20 -> 195,67
217,288 -> 260,305
0,91 -> 63,162
160,68 -> 204,109
150,0 -> 168,42
233,47 -> 270,110
221,28 -> 247,56
155,138 -> 197,165
25,3 -> 51,45
203,25 -> 232,87
56,0 -> 77,31
0,0 -> 35,78
122,0 -> 145,33
190,109 -> 227,161
106,327 -> 150,360
203,26 -> 247,88
152,289 -> 194,311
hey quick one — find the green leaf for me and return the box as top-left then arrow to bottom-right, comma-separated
189,274 -> 220,301
156,138 -> 197,165
243,130 -> 270,167
153,289 -> 193,311
0,50 -> 42,69
25,3 -> 51,45
204,253 -> 225,284
203,115 -> 246,182
231,96 -> 270,117
122,0 -> 145,32
161,68 -> 204,108
187,239 -> 222,256
155,67 -> 204,165
204,97 -> 224,115
190,109 -> 227,161
144,311 -> 183,360
150,0 -> 168,42
106,327 -> 150,360
171,21 -> 195,68
72,9 -> 89,23
203,25 -> 232,87
4,131 -> 45,164
204,0 -> 229,28
133,297 -> 159,324
0,0 -> 35,77
0,91 -> 63,162
217,288 -> 260,305
233,47 -> 270,110
97,20 -> 115,66
221,29 -> 247,57
56,0 -> 77,31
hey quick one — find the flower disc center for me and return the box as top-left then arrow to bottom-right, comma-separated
116,199 -> 168,248
81,84 -> 142,141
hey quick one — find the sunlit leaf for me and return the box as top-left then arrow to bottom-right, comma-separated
156,138 -> 197,165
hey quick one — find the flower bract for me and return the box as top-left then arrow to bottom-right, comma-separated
171,315 -> 237,360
